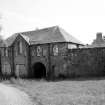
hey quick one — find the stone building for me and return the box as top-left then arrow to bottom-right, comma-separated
0,26 -> 84,79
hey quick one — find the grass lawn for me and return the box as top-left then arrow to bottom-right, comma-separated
3,78 -> 105,105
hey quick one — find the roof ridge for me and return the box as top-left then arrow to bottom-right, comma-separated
15,25 -> 59,35
5,25 -> 83,46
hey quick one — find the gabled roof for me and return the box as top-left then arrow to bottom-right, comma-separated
5,34 -> 18,47
5,26 -> 83,46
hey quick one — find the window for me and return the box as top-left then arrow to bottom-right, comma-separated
53,45 -> 58,56
2,64 -> 11,75
17,41 -> 23,54
15,46 -> 17,56
15,64 -> 26,77
1,48 -> 4,56
20,42 -> 22,53
5,48 -> 8,57
68,44 -> 77,49
19,64 -> 26,76
43,49 -> 47,56
16,65 -> 19,77
2,48 -> 8,57
2,64 -> 6,74
37,46 -> 42,56
31,48 -> 36,56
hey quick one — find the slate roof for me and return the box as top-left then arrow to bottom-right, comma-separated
5,34 -> 18,47
5,26 -> 83,46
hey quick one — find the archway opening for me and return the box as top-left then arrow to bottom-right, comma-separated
32,62 -> 46,79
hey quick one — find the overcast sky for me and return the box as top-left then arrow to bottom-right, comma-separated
0,0 -> 105,44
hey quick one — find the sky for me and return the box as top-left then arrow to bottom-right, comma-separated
0,0 -> 105,44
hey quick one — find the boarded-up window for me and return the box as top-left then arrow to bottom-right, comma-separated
2,64 -> 11,75
19,64 -> 27,76
15,64 -> 27,77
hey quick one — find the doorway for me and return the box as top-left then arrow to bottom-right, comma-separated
32,62 -> 46,79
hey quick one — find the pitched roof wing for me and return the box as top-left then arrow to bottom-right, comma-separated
20,26 -> 66,44
58,27 -> 83,44
5,34 -> 18,47
5,26 -> 83,46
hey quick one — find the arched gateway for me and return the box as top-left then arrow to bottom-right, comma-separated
32,62 -> 46,79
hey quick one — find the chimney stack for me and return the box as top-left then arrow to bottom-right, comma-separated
96,32 -> 102,40
91,32 -> 105,46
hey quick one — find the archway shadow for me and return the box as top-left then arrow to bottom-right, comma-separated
32,62 -> 46,79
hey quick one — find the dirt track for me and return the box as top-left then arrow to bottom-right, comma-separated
0,83 -> 34,105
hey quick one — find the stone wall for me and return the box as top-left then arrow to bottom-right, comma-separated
30,42 -> 68,79
1,41 -> 105,80
51,47 -> 105,79
0,47 -> 13,77
50,43 -> 68,79
58,47 -> 105,78
30,44 -> 49,78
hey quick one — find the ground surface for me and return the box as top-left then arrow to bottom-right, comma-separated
2,78 -> 105,105
0,83 -> 34,105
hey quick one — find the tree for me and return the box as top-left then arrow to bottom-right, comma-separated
0,14 -> 3,37
0,14 -> 4,47
0,14 -> 2,34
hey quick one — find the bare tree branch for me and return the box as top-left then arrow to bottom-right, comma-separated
0,13 -> 2,32
0,13 -> 3,41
